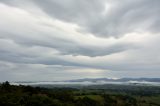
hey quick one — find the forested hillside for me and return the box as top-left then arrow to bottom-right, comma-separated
0,81 -> 160,106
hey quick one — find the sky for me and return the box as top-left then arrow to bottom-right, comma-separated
0,0 -> 160,81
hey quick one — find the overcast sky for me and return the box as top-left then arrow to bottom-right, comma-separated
0,0 -> 160,81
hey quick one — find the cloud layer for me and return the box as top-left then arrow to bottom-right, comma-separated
0,0 -> 160,81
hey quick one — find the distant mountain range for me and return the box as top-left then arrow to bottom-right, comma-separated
11,78 -> 160,86
67,78 -> 160,82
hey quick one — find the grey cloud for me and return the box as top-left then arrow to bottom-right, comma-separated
1,0 -> 160,37
0,37 -> 133,69
30,0 -> 160,37
0,0 -> 160,81
0,23 -> 133,57
32,0 -> 105,23
91,0 -> 160,37
60,43 -> 134,57
0,38 -> 81,67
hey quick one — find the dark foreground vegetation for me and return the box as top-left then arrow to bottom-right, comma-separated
0,81 -> 160,106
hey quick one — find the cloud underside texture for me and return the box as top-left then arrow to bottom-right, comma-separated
0,0 -> 160,81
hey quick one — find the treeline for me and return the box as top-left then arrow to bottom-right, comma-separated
84,84 -> 160,96
0,81 -> 159,106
